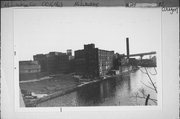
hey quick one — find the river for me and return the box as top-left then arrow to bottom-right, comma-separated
37,68 -> 157,107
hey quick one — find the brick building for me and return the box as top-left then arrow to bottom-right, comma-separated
19,60 -> 41,73
19,60 -> 41,81
34,51 -> 70,74
33,54 -> 47,72
75,44 -> 114,77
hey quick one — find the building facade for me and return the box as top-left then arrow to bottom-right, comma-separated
33,54 -> 47,72
19,60 -> 41,81
19,60 -> 41,74
98,49 -> 114,76
34,51 -> 70,74
75,44 -> 114,77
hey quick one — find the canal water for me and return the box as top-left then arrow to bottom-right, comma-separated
37,68 -> 157,107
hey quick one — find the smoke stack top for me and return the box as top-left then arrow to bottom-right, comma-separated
126,37 -> 129,59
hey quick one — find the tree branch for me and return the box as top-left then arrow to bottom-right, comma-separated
139,68 -> 147,74
141,81 -> 157,92
144,67 -> 158,93
135,95 -> 157,104
148,67 -> 157,75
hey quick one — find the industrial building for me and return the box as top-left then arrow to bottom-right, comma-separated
74,44 -> 114,77
19,60 -> 41,81
33,50 -> 72,74
19,60 -> 41,73
33,54 -> 47,72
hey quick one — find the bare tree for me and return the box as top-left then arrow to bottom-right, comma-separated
132,67 -> 157,105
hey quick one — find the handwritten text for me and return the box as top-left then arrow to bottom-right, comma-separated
162,7 -> 179,14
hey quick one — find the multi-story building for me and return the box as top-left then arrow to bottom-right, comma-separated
75,44 -> 114,77
113,53 -> 126,70
98,49 -> 114,76
33,54 -> 47,72
34,51 -> 70,74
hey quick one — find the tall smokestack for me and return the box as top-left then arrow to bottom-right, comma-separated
126,37 -> 129,59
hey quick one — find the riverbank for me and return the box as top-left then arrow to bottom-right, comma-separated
20,64 -> 140,107
20,76 -> 52,83
20,73 -> 78,106
21,71 -> 134,107
24,77 -> 110,107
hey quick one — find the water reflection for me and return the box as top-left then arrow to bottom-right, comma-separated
76,78 -> 118,106
37,68 -> 157,107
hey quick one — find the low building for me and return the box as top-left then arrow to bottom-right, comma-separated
19,60 -> 41,73
139,58 -> 157,67
19,60 -> 41,81
129,58 -> 138,66
75,44 -> 114,77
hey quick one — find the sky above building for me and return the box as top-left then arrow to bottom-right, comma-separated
14,7 -> 161,61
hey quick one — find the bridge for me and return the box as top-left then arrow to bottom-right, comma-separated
125,51 -> 157,66
125,51 -> 156,58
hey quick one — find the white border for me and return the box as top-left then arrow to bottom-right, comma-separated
2,7 -> 179,119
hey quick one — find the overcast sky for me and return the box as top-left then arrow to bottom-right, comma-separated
14,7 -> 161,61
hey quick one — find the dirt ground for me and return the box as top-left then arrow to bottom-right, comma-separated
20,74 -> 79,95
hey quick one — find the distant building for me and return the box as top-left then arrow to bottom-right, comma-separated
113,53 -> 127,70
75,44 -> 114,77
33,54 -> 47,72
19,60 -> 41,81
151,56 -> 156,65
139,57 -> 157,67
67,49 -> 74,60
34,52 -> 70,74
129,58 -> 138,66
66,49 -> 75,72
19,60 -> 41,73
67,49 -> 72,56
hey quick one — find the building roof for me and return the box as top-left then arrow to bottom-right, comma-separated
19,60 -> 39,65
